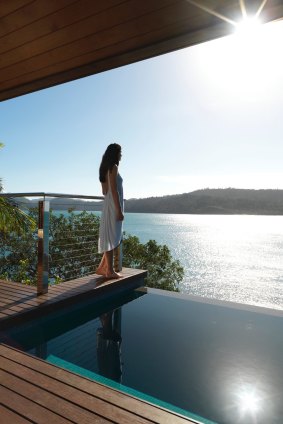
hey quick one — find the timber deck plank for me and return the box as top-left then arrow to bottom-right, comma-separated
0,344 -> 195,423
0,385 -> 72,424
0,404 -> 33,424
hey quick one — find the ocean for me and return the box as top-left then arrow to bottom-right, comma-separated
123,213 -> 283,311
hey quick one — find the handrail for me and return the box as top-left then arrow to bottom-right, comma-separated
0,192 -> 104,200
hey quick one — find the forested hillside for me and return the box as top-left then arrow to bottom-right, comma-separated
125,189 -> 283,215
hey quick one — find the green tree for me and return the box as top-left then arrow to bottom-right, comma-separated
0,208 -> 38,283
123,235 -> 183,292
0,143 -> 35,234
0,210 -> 184,291
0,209 -> 101,284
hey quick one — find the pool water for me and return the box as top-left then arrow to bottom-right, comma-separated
3,288 -> 283,424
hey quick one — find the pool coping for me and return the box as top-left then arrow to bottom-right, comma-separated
140,287 -> 283,318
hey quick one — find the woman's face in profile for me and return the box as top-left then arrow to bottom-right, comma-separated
118,150 -> 122,162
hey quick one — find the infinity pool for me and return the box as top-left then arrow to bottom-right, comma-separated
3,288 -> 283,424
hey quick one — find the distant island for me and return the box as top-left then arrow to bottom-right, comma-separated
13,189 -> 283,215
125,189 -> 283,215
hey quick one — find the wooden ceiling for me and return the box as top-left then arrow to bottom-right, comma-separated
1,0 -> 282,102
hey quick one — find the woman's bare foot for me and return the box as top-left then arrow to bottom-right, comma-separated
96,267 -> 106,276
105,271 -> 122,279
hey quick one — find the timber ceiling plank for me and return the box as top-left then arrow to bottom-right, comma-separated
0,0 -> 126,54
10,16 -> 228,85
0,0 -> 33,19
0,19 -> 228,96
0,0 -> 79,38
0,1 -> 216,88
0,0 -> 179,70
0,0 -> 283,102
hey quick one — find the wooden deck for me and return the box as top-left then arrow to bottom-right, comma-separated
0,269 -> 197,423
0,344 -> 195,424
0,268 -> 146,329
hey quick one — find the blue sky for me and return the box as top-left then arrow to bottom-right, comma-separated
1,19 -> 283,199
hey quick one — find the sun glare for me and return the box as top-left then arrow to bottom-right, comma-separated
235,17 -> 262,38
239,390 -> 260,413
228,383 -> 264,421
194,18 -> 283,104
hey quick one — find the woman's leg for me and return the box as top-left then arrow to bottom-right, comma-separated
96,253 -> 107,275
105,250 -> 114,274
105,250 -> 122,278
97,250 -> 122,278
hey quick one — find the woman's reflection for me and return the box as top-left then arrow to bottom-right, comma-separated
97,308 -> 122,382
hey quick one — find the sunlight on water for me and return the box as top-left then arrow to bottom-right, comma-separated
124,214 -> 283,310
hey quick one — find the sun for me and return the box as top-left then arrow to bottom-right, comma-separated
239,390 -> 260,412
235,16 -> 262,38
192,18 -> 283,105
184,0 -> 283,105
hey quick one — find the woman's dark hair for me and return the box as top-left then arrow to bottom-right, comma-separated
99,143 -> 121,182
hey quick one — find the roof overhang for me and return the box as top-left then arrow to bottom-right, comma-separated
1,0 -> 282,102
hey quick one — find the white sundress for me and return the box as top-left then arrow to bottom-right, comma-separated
98,171 -> 124,253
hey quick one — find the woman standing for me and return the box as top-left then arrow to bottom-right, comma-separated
96,143 -> 124,278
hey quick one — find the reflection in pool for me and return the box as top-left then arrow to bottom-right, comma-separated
4,288 -> 283,424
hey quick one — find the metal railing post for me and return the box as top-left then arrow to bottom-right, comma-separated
37,199 -> 50,295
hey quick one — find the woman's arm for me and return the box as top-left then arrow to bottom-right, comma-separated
101,181 -> 108,195
109,165 -> 124,221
